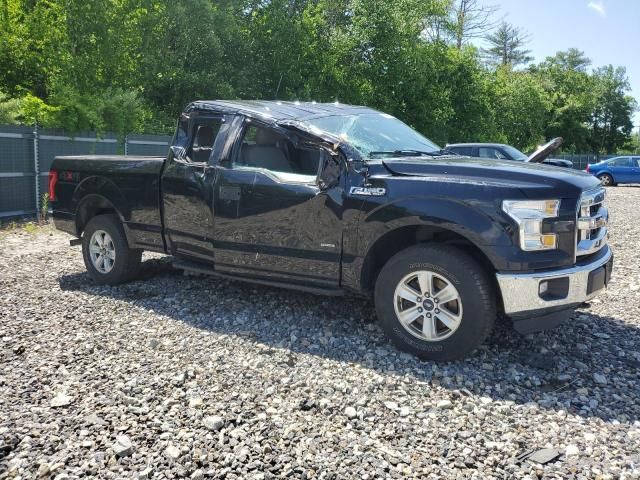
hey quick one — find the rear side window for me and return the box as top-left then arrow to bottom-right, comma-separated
187,119 -> 223,163
174,117 -> 189,149
632,157 -> 640,167
607,157 -> 630,167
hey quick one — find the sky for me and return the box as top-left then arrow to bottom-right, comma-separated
486,0 -> 640,127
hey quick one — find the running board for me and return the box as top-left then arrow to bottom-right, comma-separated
172,260 -> 344,297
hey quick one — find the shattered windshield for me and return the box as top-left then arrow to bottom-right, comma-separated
305,113 -> 440,158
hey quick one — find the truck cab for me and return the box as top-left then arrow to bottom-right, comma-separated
161,105 -> 347,291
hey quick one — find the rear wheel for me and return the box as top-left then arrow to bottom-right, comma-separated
598,173 -> 614,186
82,214 -> 141,285
374,244 -> 496,361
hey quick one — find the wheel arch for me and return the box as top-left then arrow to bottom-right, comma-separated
75,194 -> 120,235
359,224 -> 499,298
596,170 -> 615,183
74,193 -> 136,248
72,176 -> 134,244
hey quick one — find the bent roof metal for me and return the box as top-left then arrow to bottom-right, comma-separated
186,100 -> 381,123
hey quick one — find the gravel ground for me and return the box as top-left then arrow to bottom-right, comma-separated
1,187 -> 639,479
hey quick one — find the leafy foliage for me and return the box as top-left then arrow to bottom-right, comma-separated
0,90 -> 21,124
0,0 -> 636,153
489,67 -> 551,150
588,66 -> 637,154
482,22 -> 533,67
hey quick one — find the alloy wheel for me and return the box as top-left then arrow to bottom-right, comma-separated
89,230 -> 116,274
393,270 -> 463,341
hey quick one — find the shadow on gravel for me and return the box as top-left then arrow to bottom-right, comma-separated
59,257 -> 640,425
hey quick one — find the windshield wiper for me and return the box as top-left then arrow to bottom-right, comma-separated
368,149 -> 445,158
431,148 -> 458,156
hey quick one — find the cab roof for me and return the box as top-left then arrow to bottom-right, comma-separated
186,100 -> 381,122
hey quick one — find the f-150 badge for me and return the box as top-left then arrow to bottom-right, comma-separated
349,186 -> 386,196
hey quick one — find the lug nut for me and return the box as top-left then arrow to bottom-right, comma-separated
435,308 -> 440,314
434,298 -> 439,303
418,307 -> 423,313
416,297 -> 421,302
426,313 -> 432,318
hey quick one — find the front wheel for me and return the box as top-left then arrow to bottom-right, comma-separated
598,173 -> 614,186
82,214 -> 142,285
374,244 -> 496,361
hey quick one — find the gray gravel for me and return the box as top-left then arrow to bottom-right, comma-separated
1,186 -> 640,479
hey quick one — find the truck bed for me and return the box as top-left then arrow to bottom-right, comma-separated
51,155 -> 166,252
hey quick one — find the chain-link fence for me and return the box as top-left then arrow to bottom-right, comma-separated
0,125 -> 171,218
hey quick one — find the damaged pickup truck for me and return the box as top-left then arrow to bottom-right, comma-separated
50,101 -> 613,361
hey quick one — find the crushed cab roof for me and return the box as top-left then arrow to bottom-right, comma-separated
186,100 -> 381,123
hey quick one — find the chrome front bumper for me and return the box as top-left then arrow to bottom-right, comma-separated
496,246 -> 613,316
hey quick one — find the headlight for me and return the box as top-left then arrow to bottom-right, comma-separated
502,199 -> 560,251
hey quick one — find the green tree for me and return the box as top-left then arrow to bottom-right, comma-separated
546,48 -> 591,72
136,0 -> 241,118
530,49 -> 595,152
488,66 -> 550,150
621,130 -> 640,154
588,66 -> 637,154
439,46 -> 497,143
0,90 -> 20,124
449,0 -> 500,49
0,0 -> 636,154
483,22 -> 533,67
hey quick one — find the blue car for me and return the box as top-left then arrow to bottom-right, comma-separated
587,156 -> 640,186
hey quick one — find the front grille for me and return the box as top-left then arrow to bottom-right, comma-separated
576,188 -> 608,257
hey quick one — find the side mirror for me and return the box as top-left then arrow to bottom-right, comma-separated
170,145 -> 187,161
318,153 -> 341,190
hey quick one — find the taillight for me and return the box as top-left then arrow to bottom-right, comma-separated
48,170 -> 58,201
585,164 -> 590,173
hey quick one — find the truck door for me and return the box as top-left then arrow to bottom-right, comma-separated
161,113 -> 225,262
212,120 -> 343,289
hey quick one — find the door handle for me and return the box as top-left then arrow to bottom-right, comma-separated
219,186 -> 241,201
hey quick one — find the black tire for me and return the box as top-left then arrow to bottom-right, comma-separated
598,173 -> 615,186
81,214 -> 142,285
374,244 -> 496,361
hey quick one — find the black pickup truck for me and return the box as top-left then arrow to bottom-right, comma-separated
50,100 -> 613,361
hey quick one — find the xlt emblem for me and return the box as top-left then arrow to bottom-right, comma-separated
349,186 -> 386,197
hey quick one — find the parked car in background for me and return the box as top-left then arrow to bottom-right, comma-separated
586,156 -> 640,186
446,139 -> 573,168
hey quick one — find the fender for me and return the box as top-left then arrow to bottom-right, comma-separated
341,195 -> 514,293
358,195 -> 512,255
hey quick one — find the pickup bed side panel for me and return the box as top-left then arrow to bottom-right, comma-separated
51,156 -> 166,251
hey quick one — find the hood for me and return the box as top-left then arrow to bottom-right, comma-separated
527,137 -> 563,163
377,156 -> 600,198
542,157 -> 574,168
